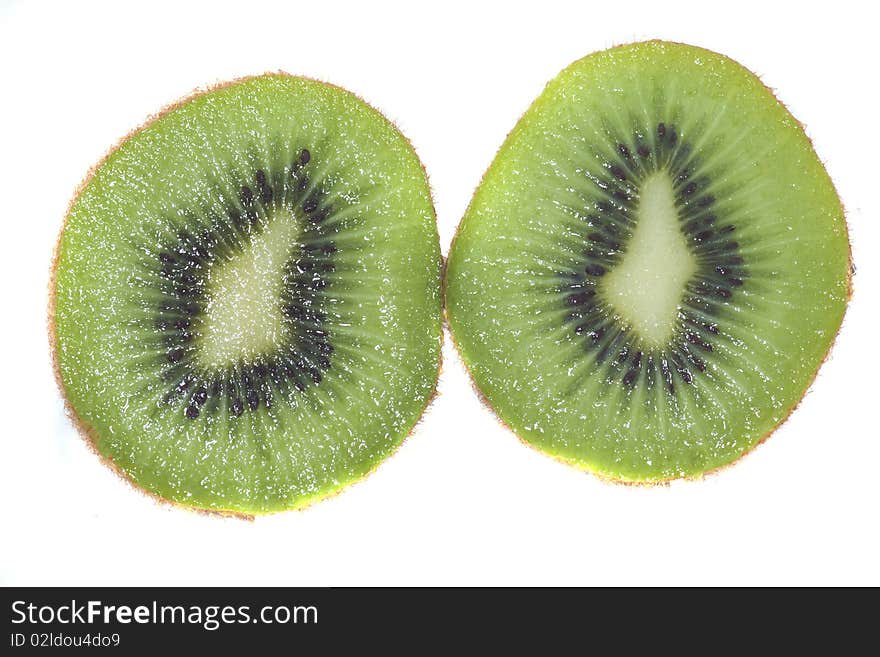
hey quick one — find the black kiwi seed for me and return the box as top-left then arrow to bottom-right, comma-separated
192,387 -> 208,406
255,169 -> 273,204
309,208 -> 329,224
566,291 -> 595,306
303,196 -> 319,213
684,219 -> 702,233
672,355 -> 693,384
685,331 -> 713,352
687,351 -> 706,372
609,165 -> 627,181
246,388 -> 259,411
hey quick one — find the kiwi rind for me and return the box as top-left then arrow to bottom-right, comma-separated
445,40 -> 851,483
50,74 -> 443,516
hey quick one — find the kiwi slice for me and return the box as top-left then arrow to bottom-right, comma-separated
446,41 -> 850,482
51,75 -> 441,514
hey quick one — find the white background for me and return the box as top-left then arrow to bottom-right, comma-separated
1,0 -> 877,586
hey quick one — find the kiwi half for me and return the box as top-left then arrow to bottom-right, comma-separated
52,75 -> 442,515
446,41 -> 850,482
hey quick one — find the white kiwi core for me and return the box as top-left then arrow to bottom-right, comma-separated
199,207 -> 302,369
600,172 -> 697,346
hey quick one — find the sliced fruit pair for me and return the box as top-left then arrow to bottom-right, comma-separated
53,42 -> 850,515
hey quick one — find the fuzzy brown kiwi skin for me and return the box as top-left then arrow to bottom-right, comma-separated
49,73 -> 443,518
444,39 -> 853,485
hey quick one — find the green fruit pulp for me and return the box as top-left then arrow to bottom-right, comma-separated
446,41 -> 849,481
54,75 -> 442,513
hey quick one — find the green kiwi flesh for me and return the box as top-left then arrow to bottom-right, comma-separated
445,41 -> 850,482
53,75 -> 442,514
